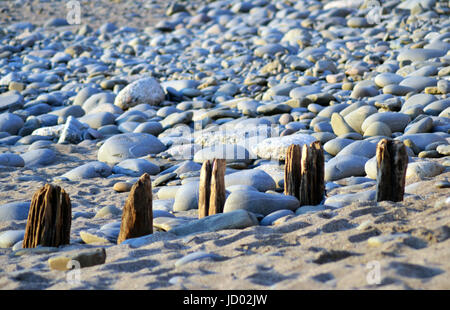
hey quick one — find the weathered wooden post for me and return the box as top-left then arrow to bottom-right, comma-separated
284,144 -> 301,199
198,160 -> 212,219
23,184 -> 72,248
198,158 -> 226,218
299,141 -> 325,206
209,159 -> 226,216
284,141 -> 325,206
376,139 -> 408,202
117,173 -> 153,244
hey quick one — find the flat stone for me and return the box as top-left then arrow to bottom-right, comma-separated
0,153 -> 24,167
61,161 -> 112,181
223,190 -> 299,216
374,73 -> 404,88
361,112 -> 411,133
21,148 -> 56,167
193,144 -> 252,163
395,133 -> 448,151
404,117 -> 433,134
251,133 -> 317,160
399,76 -> 437,92
337,140 -> 377,158
48,248 -> 106,271
225,169 -> 276,192
323,138 -> 354,156
0,201 -> 30,221
325,155 -> 368,181
324,190 -> 376,208
97,133 -> 166,164
112,158 -> 160,176
169,209 -> 259,236
173,181 -> 199,212
406,161 -> 445,179
79,230 -> 112,245
78,112 -> 116,129
0,92 -> 24,112
260,209 -> 295,226
397,48 -> 446,63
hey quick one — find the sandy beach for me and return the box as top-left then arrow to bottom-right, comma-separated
0,0 -> 449,290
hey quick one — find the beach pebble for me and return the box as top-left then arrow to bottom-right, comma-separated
112,158 -> 160,176
324,190 -> 376,208
21,148 -> 56,167
48,248 -> 106,271
79,230 -> 112,245
0,153 -> 25,167
193,144 -> 251,163
0,113 -> 24,135
114,77 -> 165,110
0,201 -> 30,221
225,169 -> 276,192
169,209 -> 259,236
337,140 -> 377,159
113,182 -> 134,192
395,133 -> 448,151
0,92 -> 24,112
97,133 -> 166,164
406,161 -> 445,179
0,230 -> 25,248
252,134 -> 317,160
361,112 -> 411,133
173,181 -> 199,212
325,155 -> 368,181
260,209 -> 295,226
61,161 -> 112,181
223,190 -> 299,216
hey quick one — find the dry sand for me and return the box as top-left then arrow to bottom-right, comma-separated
0,141 -> 449,290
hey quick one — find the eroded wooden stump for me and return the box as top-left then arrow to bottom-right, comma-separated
117,173 -> 153,244
376,139 -> 408,202
198,158 -> 226,218
284,141 -> 325,206
198,160 -> 211,219
23,184 -> 72,248
299,141 -> 325,206
209,159 -> 226,216
284,144 -> 301,199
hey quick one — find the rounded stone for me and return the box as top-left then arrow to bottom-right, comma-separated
61,161 -> 112,181
325,155 -> 368,181
21,148 -> 56,167
114,77 -> 165,110
361,112 -> 411,133
223,190 -> 299,216
112,158 -> 160,176
98,133 -> 166,164
0,113 -> 24,135
363,121 -> 392,137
